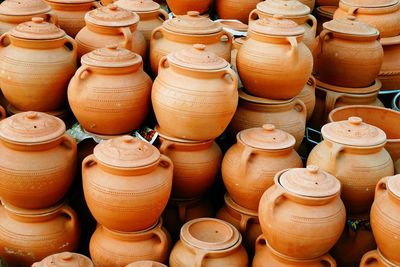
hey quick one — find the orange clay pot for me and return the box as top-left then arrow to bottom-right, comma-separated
32,252 -> 94,267
0,17 -> 77,112
166,0 -> 211,15
222,124 -> 303,210
307,117 -> 394,214
215,0 -> 261,24
296,76 -> 316,121
0,201 -> 80,267
316,6 -> 336,35
0,112 -> 77,209
360,250 -> 398,267
259,166 -> 346,259
90,219 -> 171,267
378,36 -> 400,91
126,261 -> 167,267
68,45 -> 152,135
82,135 -> 173,232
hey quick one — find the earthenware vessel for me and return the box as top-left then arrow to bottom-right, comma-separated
0,201 -> 80,267
82,135 -> 173,231
150,11 -> 232,74
75,4 -> 146,59
378,36 -> 400,90
215,0 -> 261,24
299,0 -> 315,10
32,252 -> 94,267
296,76 -> 316,121
126,261 -> 167,267
317,0 -> 339,5
68,45 -> 152,135
166,0 -> 211,15
0,112 -> 77,209
152,44 -> 238,141
0,17 -> 77,112
222,124 -> 303,210
360,250 -> 398,267
169,218 -> 248,267
231,37 -> 246,71
316,6 -> 336,35
307,117 -> 394,213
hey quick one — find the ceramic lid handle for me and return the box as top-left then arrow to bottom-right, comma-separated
32,17 -> 45,23
187,11 -> 200,17
348,116 -> 362,125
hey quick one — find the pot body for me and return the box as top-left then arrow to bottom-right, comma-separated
0,13 -> 57,35
215,0 -> 261,24
360,250 -> 398,267
137,10 -> 168,43
166,0 -> 211,15
296,76 -> 316,121
379,37 -> 400,90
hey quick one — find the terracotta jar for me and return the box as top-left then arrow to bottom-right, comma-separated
90,219 -> 171,267
250,0 -> 317,49
75,4 -> 146,59
152,44 -> 238,141
259,165 -> 346,259
313,17 -> 383,88
68,45 -> 152,135
360,250 -> 398,267
166,0 -> 211,15
299,0 -> 315,10
0,201 -> 80,267
32,252 -> 94,267
215,0 -> 261,24
333,0 -> 400,38
150,11 -> 232,74
216,193 -> 262,256
317,0 -> 339,6
169,218 -> 248,267
82,135 -> 173,232
0,17 -> 77,112
126,261 -> 167,267
316,6 -> 336,35
156,126 -> 222,198
231,37 -> 246,72
222,124 -> 303,210
0,112 -> 77,209
228,88 -> 307,150
378,36 -> 400,90
307,117 -> 394,213
237,15 -> 313,100
296,76 -> 316,121
253,235 -> 337,267
0,0 -> 57,34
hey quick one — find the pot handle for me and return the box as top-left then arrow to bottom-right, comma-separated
60,205 -> 79,232
60,133 -> 77,151
151,223 -> 169,254
375,176 -> 389,200
220,29 -> 233,44
120,27 -> 132,49
307,14 -> 317,36
319,254 -> 337,267
194,250 -> 209,267
151,26 -> 164,41
347,7 -> 359,15
0,33 -> 10,48
158,56 -> 169,71
255,235 -> 267,252
238,213 -> 251,238
82,154 -> 98,171
316,29 -> 333,54
158,139 -> 174,154
46,13 -> 58,25
324,89 -> 342,118
293,98 -> 307,119
157,9 -> 169,21
266,186 -> 286,219
64,35 -> 78,56
159,154 -> 173,170
75,66 -> 92,81
325,143 -> 345,173
0,105 -> 5,120
239,146 -> 257,178
360,250 -> 380,266
222,68 -> 238,93
287,36 -> 299,63
248,9 -> 260,23
308,75 -> 316,88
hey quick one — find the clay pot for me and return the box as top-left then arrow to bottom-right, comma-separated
379,36 -> 400,90
150,11 -> 232,75
156,126 -> 222,198
307,117 -> 394,213
166,0 -> 211,15
222,124 -> 303,210
169,218 -> 248,267
152,44 -> 238,141
0,112 -> 77,209
216,193 -> 262,256
68,45 -> 152,135
317,0 -> 339,6
316,6 -> 336,35
299,0 -> 315,10
90,219 -> 171,267
360,250 -> 398,267
250,0 -> 317,49
228,88 -> 307,150
32,252 -> 94,267
231,36 -> 246,71
313,17 -> 383,88
83,135 -> 173,232
0,0 -> 57,34
296,76 -> 316,121
215,0 -> 261,24
0,201 -> 80,267
75,4 -> 146,59
333,0 -> 400,38
0,17 -> 77,112
253,235 -> 337,267
126,261 -> 167,267
237,15 -> 313,100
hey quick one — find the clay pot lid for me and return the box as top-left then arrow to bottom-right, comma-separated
81,44 -> 142,68
278,165 -> 341,197
256,0 -> 311,17
316,6 -> 337,18
163,11 -> 222,35
167,44 -> 229,70
387,175 -> 400,198
85,4 -> 139,27
93,135 -> 160,168
249,14 -> 305,36
239,88 -> 293,105
45,0 -> 95,4
341,0 -> 398,8
321,117 -> 386,147
0,111 -> 66,144
238,124 -> 296,150
181,218 -> 241,251
0,0 -> 51,16
10,17 -> 66,40
32,252 -> 94,267
125,261 -> 167,267
114,0 -> 160,13
224,193 -> 258,217
323,16 -> 379,37
155,125 -> 212,144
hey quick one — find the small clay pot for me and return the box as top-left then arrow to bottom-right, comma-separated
215,0 -> 261,24
360,250 -> 398,267
166,0 -> 211,15
379,36 -> 400,90
32,252 -> 94,267
296,76 -> 316,121
316,6 -> 336,35
126,261 -> 167,267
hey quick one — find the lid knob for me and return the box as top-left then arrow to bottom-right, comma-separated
26,112 -> 38,120
193,44 -> 206,51
108,4 -> 118,11
187,11 -> 200,17
347,15 -> 356,21
106,44 -> 119,50
273,14 -> 285,20
121,135 -> 135,144
263,124 -> 276,131
32,17 -> 44,24
59,252 -> 73,261
306,165 -> 319,174
348,116 -> 362,126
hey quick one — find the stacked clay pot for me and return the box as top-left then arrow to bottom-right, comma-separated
215,0 -> 261,24
316,6 -> 337,35
166,0 -> 211,15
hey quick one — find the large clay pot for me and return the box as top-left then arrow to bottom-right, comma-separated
126,261 -> 167,267
222,124 -> 303,210
156,126 -> 222,198
166,0 -> 211,15
82,135 -> 173,232
378,36 -> 400,90
316,6 -> 336,35
296,76 -> 316,121
0,17 -> 77,112
307,117 -> 394,213
75,4 -> 146,59
333,0 -> 400,38
32,252 -> 94,267
253,235 -> 337,267
215,0 -> 261,24
249,0 -> 317,49
360,250 -> 398,267
90,219 -> 171,266
228,88 -> 307,150
169,218 -> 248,267
68,45 -> 152,135
237,15 -> 313,100
150,11 -> 232,75
0,112 -> 77,209
0,201 -> 80,267
152,44 -> 238,141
